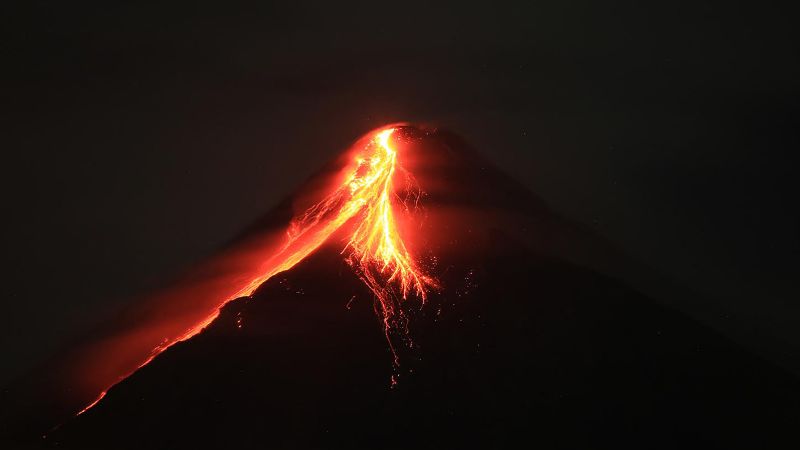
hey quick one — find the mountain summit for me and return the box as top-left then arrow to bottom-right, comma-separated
4,126 -> 799,449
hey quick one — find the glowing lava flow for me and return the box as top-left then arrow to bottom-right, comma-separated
77,127 -> 435,415
234,128 -> 434,303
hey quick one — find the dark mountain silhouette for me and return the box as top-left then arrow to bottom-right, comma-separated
5,127 -> 799,449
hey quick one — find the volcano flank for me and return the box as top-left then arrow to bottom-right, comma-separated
4,126 -> 799,449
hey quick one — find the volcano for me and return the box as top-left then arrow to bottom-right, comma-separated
3,126 -> 799,449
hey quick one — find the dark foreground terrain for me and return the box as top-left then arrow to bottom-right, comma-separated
40,236 -> 800,449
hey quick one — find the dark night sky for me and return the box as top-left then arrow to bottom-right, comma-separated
1,1 -> 798,383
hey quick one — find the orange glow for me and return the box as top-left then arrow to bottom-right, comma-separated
232,128 -> 433,303
76,126 -> 435,415
75,391 -> 105,416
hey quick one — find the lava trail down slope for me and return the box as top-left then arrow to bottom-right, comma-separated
3,126 -> 799,449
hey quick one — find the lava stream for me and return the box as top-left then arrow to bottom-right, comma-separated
77,126 -> 435,415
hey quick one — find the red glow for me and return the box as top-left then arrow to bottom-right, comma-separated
74,126 -> 435,415
75,391 -> 105,416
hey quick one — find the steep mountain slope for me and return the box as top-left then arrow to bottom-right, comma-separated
48,236 -> 800,449
5,126 -> 799,449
